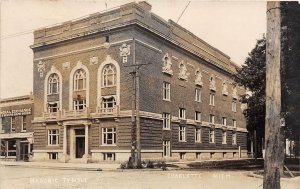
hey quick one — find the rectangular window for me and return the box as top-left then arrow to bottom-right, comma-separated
222,131 -> 227,144
7,140 -> 16,156
162,113 -> 171,130
195,111 -> 201,122
103,153 -> 115,161
49,152 -> 58,160
102,128 -> 116,145
179,108 -> 186,120
48,129 -> 59,145
179,126 -> 186,142
48,102 -> 59,113
195,128 -> 201,142
209,114 -> 215,124
11,117 -> 16,132
102,97 -> 116,109
209,130 -> 215,143
222,117 -> 227,126
232,133 -> 237,145
232,101 -> 237,112
209,93 -> 215,106
21,116 -> 27,131
195,88 -> 202,102
74,99 -> 86,110
163,82 -> 171,101
233,119 -> 237,128
163,140 -> 171,157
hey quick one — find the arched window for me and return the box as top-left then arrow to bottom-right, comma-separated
102,64 -> 116,87
74,69 -> 86,91
48,73 -> 59,94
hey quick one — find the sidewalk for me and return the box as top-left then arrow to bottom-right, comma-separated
0,161 -> 120,171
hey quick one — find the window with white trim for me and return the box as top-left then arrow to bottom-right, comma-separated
47,102 -> 59,113
163,140 -> 171,157
74,69 -> 86,91
209,114 -> 215,124
195,128 -> 201,142
102,128 -> 116,145
179,108 -> 186,120
49,152 -> 58,160
48,129 -> 59,145
101,96 -> 116,110
179,126 -> 186,142
162,113 -> 171,130
209,93 -> 215,106
74,99 -> 86,110
195,111 -> 201,122
222,131 -> 227,144
103,153 -> 115,161
222,117 -> 227,126
233,119 -> 237,128
163,82 -> 170,101
11,117 -> 15,132
48,73 -> 59,94
21,116 -> 27,131
232,133 -> 237,145
195,88 -> 202,102
232,101 -> 237,112
102,64 -> 116,87
209,129 -> 215,143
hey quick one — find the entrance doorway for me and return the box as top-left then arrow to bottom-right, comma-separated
20,142 -> 29,161
75,129 -> 85,158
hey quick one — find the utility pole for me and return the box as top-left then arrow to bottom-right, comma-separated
264,2 -> 284,189
128,38 -> 144,168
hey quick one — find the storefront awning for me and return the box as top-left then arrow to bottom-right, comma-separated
0,132 -> 33,139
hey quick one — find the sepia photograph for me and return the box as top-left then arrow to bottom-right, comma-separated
0,0 -> 299,189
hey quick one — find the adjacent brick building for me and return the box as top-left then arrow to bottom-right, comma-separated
30,1 -> 247,162
0,95 -> 34,161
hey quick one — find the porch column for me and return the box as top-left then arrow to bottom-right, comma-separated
84,124 -> 89,157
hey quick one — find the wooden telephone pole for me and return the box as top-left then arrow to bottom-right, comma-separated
128,38 -> 145,168
264,2 -> 284,189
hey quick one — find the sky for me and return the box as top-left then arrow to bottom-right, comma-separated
0,0 -> 266,98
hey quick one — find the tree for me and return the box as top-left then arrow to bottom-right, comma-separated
235,37 -> 266,158
281,2 -> 300,142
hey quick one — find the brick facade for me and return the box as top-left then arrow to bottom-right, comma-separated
0,95 -> 34,161
31,1 -> 247,162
